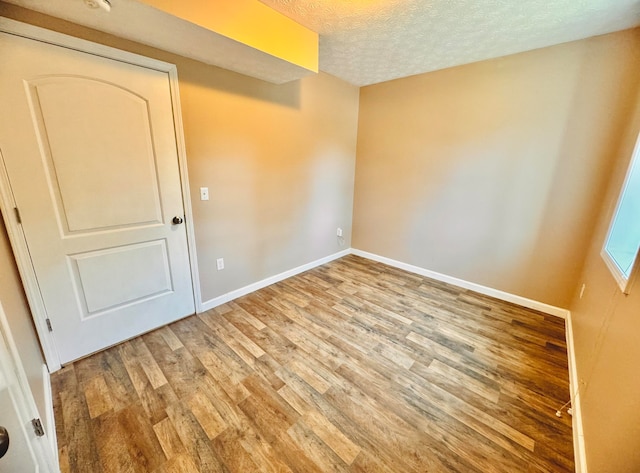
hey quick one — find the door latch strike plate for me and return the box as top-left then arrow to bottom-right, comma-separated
14,207 -> 21,224
45,318 -> 53,332
31,418 -> 45,437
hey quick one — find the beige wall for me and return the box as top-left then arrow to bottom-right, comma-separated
0,3 -> 359,305
182,66 -> 358,301
353,29 -> 640,308
569,79 -> 640,472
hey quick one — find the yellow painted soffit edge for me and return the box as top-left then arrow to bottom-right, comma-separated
137,0 -> 318,73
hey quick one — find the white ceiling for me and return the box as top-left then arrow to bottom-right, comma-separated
259,0 -> 640,86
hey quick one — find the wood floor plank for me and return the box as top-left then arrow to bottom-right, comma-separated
211,427 -> 262,473
153,417 -> 186,461
302,410 -> 361,465
186,390 -> 228,440
58,444 -> 71,473
52,255 -> 574,473
59,386 -> 104,473
165,401 -> 228,473
92,412 -> 136,473
199,311 -> 264,368
152,453 -> 200,473
98,348 -> 140,413
197,350 -> 252,403
132,339 -> 169,390
117,403 -> 167,473
285,419 -> 350,473
84,375 -> 113,419
157,326 -> 184,352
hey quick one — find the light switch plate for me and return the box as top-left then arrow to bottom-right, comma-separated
200,187 -> 209,201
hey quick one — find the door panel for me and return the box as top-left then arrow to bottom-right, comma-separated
71,239 -> 173,315
27,76 -> 164,233
0,32 -> 195,364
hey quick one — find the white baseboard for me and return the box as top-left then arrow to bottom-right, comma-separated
351,249 -> 570,319
565,312 -> 588,473
201,247 -> 570,319
200,249 -> 351,312
42,363 -> 59,467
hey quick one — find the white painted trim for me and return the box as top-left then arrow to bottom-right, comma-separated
42,364 -> 58,465
0,17 -> 176,73
351,249 -> 570,319
565,312 -> 588,473
0,18 -> 201,367
167,67 -> 203,313
200,250 -> 351,312
203,247 -> 571,319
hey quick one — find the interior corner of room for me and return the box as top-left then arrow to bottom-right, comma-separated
1,0 -> 640,471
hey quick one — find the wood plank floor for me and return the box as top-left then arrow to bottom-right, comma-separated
51,255 -> 574,473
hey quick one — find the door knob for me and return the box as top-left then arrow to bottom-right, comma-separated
172,216 -> 184,225
0,426 -> 9,459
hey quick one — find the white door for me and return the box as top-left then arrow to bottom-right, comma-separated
0,302 -> 58,473
0,31 -> 195,364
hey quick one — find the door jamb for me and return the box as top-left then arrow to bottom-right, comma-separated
0,17 -> 203,371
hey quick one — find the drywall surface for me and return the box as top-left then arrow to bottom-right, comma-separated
353,29 -> 640,308
180,68 -> 358,302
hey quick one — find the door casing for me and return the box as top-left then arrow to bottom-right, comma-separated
0,17 -> 202,371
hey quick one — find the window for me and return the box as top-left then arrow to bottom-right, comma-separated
602,132 -> 640,294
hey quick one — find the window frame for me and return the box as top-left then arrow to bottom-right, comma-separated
601,132 -> 640,294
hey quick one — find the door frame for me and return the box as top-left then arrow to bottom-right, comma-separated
0,17 -> 203,371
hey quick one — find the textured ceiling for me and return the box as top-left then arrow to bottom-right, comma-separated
3,0 -> 640,86
259,0 -> 640,86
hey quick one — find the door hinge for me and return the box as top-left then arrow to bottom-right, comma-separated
31,418 -> 45,437
45,318 -> 53,332
13,207 -> 21,224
